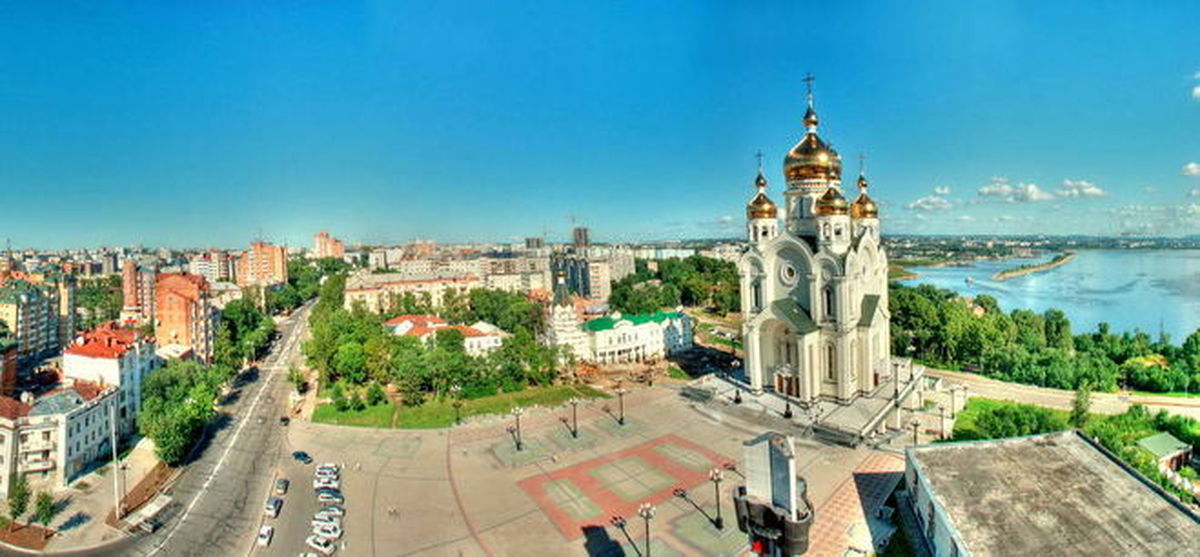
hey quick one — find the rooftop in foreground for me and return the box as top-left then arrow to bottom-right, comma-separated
909,430 -> 1200,556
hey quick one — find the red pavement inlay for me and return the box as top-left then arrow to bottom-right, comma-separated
806,452 -> 905,557
518,434 -> 733,540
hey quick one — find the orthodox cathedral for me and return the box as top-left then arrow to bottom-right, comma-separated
739,85 -> 891,406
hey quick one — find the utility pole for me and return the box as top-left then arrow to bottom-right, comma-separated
109,400 -> 122,520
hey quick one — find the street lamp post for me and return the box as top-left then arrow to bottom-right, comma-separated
511,407 -> 524,451
569,397 -> 579,438
638,502 -> 656,557
614,381 -> 628,426
938,404 -> 947,440
450,384 -> 463,425
910,417 -> 921,446
709,468 -> 724,530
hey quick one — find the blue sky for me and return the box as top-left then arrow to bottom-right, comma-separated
1,1 -> 1198,249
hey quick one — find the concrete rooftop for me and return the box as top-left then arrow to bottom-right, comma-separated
910,430 -> 1200,556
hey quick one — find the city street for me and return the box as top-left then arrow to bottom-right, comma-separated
67,302 -> 312,557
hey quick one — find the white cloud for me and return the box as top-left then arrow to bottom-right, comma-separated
933,186 -> 952,196
906,195 -> 953,211
977,177 -> 1056,202
993,215 -> 1032,222
1184,162 -> 1200,176
1193,85 -> 1200,100
1057,179 -> 1107,198
718,215 -> 734,224
955,215 -> 976,222
1190,188 -> 1200,198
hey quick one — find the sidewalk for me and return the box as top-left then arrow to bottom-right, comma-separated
43,437 -> 162,552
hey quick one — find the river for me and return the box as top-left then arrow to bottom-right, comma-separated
898,249 -> 1200,340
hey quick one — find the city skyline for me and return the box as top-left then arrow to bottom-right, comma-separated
2,2 -> 1198,249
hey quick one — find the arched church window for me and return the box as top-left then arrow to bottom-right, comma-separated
752,281 -> 763,311
825,344 -> 836,382
823,285 -> 835,321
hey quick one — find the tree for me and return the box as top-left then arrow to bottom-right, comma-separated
333,341 -> 367,384
1071,383 -> 1092,428
366,382 -> 386,406
287,366 -> 306,393
35,491 -> 53,537
9,474 -> 29,526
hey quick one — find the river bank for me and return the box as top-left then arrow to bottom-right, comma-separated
992,252 -> 1076,281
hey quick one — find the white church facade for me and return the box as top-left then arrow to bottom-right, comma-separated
739,86 -> 891,406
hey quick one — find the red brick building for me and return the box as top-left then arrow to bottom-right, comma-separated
155,273 -> 216,363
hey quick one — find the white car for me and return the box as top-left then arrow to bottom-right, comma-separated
305,535 -> 336,555
312,515 -> 342,528
317,491 -> 344,504
318,505 -> 345,518
312,522 -> 343,540
313,478 -> 340,490
256,525 -> 274,547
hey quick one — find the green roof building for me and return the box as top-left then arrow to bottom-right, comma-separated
1137,431 -> 1192,471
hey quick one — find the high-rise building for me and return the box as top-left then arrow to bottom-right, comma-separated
572,227 -> 590,248
313,231 -> 345,259
550,255 -> 612,302
235,241 -> 289,287
155,273 -> 217,363
738,84 -> 893,404
0,279 -> 58,365
188,250 -> 236,284
120,260 -> 157,325
524,237 -> 546,249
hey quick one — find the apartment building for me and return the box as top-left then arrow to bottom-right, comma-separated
0,280 -> 58,365
62,322 -> 159,436
235,241 -> 288,287
155,273 -> 217,363
313,231 -> 345,259
343,273 -> 483,313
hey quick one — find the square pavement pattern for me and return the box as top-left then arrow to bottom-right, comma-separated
518,434 -> 731,539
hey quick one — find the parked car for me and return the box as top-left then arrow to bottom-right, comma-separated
275,478 -> 290,495
318,505 -> 345,518
316,464 -> 339,475
264,496 -> 283,518
311,515 -> 342,528
292,451 -> 313,464
316,490 -> 344,505
305,535 -> 336,555
312,522 -> 343,540
313,477 -> 340,490
256,525 -> 274,547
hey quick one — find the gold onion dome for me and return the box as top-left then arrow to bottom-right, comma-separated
784,119 -> 842,182
850,174 -> 878,218
814,187 -> 849,215
747,170 -> 777,219
747,191 -> 777,219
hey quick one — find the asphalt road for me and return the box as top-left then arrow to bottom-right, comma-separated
73,302 -> 312,557
928,368 -> 1200,421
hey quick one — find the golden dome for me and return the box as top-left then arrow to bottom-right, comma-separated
849,173 -> 878,218
851,192 -> 878,218
814,187 -> 849,216
747,192 -> 777,219
784,130 -> 842,183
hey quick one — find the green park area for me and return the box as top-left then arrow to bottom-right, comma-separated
891,283 -> 1200,395
301,269 -> 612,429
313,384 -> 606,429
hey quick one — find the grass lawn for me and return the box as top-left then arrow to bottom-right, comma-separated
313,384 -> 609,429
1131,389 -> 1200,398
312,400 -> 397,427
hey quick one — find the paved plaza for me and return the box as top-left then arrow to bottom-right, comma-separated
268,383 -> 909,556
